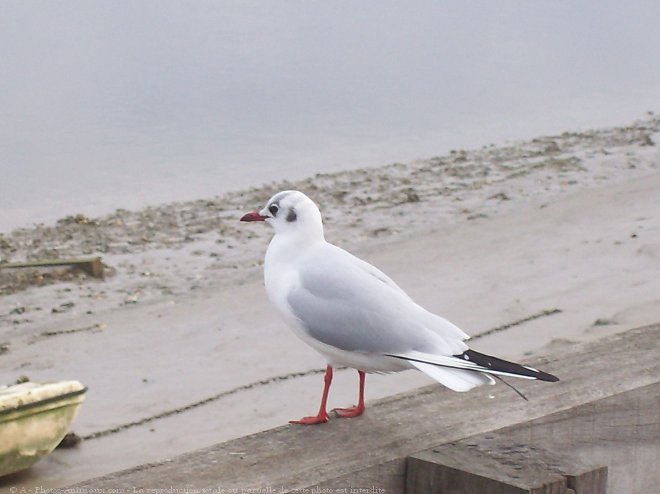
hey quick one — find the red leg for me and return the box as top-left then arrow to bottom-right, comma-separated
290,365 -> 333,425
332,370 -> 366,418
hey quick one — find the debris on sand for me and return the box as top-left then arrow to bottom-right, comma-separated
0,117 -> 658,330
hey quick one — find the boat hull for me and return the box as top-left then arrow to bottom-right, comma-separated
0,381 -> 86,477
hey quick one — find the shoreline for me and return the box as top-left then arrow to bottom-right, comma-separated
1,117 -> 659,488
1,116 -> 657,320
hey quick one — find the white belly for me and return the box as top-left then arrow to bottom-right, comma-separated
289,322 -> 411,373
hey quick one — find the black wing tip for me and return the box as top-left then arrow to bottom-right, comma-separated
459,350 -> 559,382
536,371 -> 560,382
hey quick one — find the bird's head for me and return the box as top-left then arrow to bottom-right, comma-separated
240,190 -> 325,242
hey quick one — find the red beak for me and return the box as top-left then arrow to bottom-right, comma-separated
240,211 -> 267,222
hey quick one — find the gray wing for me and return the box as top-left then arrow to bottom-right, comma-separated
286,244 -> 448,354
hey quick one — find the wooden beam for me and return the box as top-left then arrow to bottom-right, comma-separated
1,257 -> 104,278
407,434 -> 608,493
69,324 -> 659,491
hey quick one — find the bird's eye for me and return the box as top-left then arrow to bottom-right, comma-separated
268,204 -> 279,216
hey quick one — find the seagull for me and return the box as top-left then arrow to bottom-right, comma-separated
241,190 -> 558,424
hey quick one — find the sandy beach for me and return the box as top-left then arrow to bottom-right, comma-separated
1,116 -> 659,489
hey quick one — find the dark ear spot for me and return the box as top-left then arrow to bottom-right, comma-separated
286,208 -> 297,222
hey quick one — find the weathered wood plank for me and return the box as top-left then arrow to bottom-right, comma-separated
1,257 -> 104,278
309,383 -> 651,492
407,452 -> 562,494
70,324 -> 659,491
406,435 -> 607,494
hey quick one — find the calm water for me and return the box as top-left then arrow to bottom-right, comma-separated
1,1 -> 659,232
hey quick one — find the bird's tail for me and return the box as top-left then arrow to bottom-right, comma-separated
387,349 -> 559,392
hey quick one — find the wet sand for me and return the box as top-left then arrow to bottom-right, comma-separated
1,117 -> 659,489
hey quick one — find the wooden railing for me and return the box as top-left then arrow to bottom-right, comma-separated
70,324 -> 659,493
